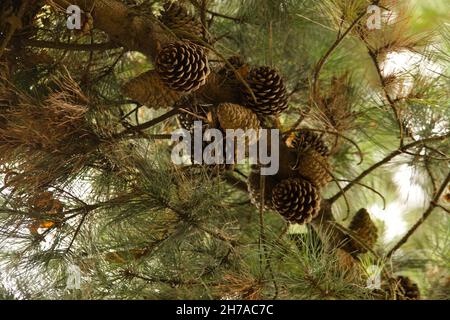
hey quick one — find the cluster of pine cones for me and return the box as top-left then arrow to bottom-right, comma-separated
154,2 -> 288,117
137,3 -> 287,168
123,2 -> 380,237
248,130 -> 332,225
152,3 -> 327,225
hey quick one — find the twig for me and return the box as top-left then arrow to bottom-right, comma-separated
258,173 -> 266,272
65,210 -> 89,253
434,203 -> 449,214
386,173 -> 450,258
285,127 -> 364,165
115,108 -> 179,137
314,158 -> 351,219
257,172 -> 278,299
337,179 -> 386,210
22,39 -> 120,51
329,134 -> 450,203
366,49 -> 405,147
312,11 -> 367,99
196,225 -> 238,246
124,270 -> 197,286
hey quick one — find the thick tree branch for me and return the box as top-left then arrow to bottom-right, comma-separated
49,0 -> 175,58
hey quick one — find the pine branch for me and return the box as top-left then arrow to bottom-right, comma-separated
366,49 -> 405,147
337,179 -> 386,210
123,270 -> 198,286
312,9 -> 367,100
22,39 -> 120,51
329,133 -> 450,204
386,172 -> 450,258
115,108 -> 180,138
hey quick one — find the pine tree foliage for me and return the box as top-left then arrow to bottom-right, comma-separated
0,0 -> 449,300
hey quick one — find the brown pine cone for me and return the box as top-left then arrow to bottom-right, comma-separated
242,66 -> 288,115
272,178 -> 321,224
294,150 -> 331,188
155,41 -> 210,93
346,208 -> 378,255
286,131 -> 331,187
395,276 -> 420,300
159,2 -> 205,42
122,70 -> 182,108
217,103 -> 260,131
286,130 -> 330,157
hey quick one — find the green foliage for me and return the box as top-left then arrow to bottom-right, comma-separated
0,0 -> 448,300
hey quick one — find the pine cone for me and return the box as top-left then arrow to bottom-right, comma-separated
346,208 -> 378,255
286,131 -> 331,187
294,151 -> 331,188
396,276 -> 420,300
242,66 -> 288,115
286,130 -> 330,157
217,103 -> 260,131
272,178 -> 321,224
218,56 -> 248,81
155,42 -> 210,93
160,2 -> 205,42
122,70 -> 182,108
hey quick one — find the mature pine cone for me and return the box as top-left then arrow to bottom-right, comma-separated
396,276 -> 420,300
286,130 -> 331,187
159,2 -> 205,41
155,42 -> 210,93
286,130 -> 330,157
217,103 -> 260,131
242,66 -> 288,115
346,208 -> 378,255
272,178 -> 321,224
122,70 -> 181,109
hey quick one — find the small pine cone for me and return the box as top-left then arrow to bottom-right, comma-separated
286,130 -> 330,157
346,208 -> 378,255
122,70 -> 182,108
272,178 -> 321,224
217,103 -> 260,131
160,2 -> 205,41
396,276 -> 420,300
247,166 -> 279,210
242,66 -> 288,115
155,42 -> 210,93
